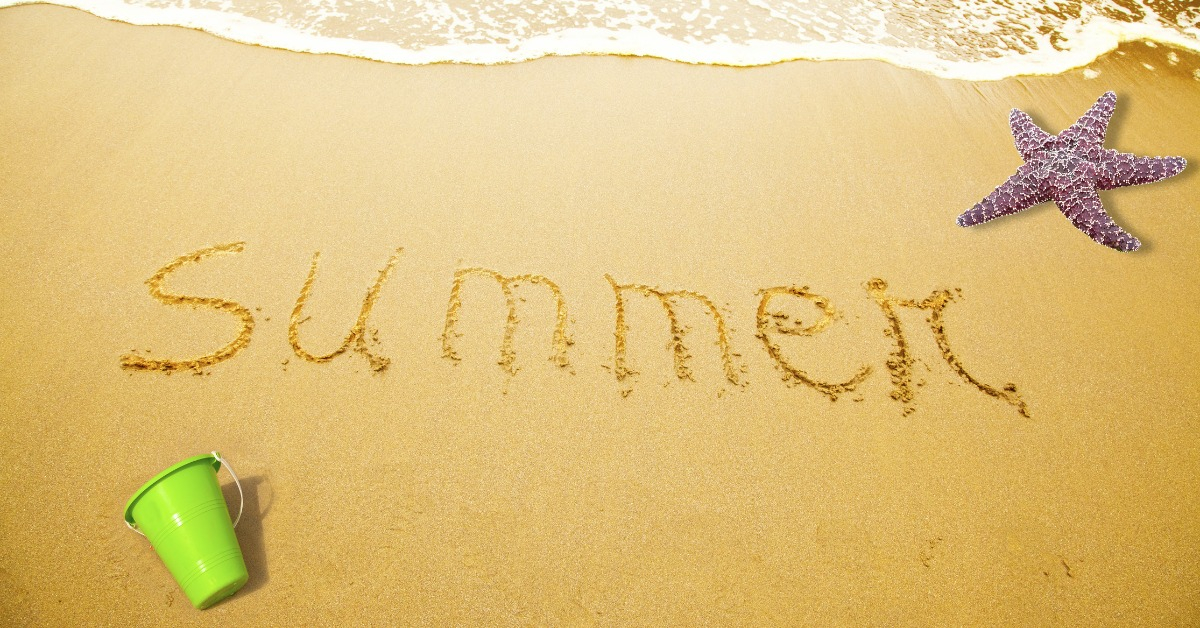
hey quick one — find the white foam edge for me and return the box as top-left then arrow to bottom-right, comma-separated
2,0 -> 1198,81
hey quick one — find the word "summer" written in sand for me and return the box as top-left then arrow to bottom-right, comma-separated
121,242 -> 1028,417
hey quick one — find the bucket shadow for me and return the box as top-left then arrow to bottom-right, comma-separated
222,474 -> 272,597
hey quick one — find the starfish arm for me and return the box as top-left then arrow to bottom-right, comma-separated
957,163 -> 1049,227
1059,91 -> 1116,148
1096,150 -> 1187,190
1052,182 -> 1140,252
1010,109 -> 1052,161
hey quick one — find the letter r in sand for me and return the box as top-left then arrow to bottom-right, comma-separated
865,278 -> 1028,417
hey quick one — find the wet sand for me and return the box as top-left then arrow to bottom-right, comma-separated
1,4 -> 1198,624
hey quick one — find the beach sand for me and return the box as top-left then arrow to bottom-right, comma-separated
1,4 -> 1198,624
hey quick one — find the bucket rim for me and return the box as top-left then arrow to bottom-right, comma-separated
123,453 -> 222,526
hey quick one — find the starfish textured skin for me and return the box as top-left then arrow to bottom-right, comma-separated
957,91 -> 1186,252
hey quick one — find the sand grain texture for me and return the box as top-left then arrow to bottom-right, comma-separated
1,5 -> 1199,625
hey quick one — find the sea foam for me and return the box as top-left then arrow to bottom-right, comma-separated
2,0 -> 1198,80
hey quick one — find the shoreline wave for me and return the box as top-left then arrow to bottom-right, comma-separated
3,0 -> 1199,80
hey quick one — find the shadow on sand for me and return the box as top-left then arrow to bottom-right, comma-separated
222,473 -> 272,597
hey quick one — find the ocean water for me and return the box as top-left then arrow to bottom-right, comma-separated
2,0 -> 1198,79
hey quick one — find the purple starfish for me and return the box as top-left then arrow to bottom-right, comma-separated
957,91 -> 1186,252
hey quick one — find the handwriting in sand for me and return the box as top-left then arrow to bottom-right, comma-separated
121,243 -> 1028,416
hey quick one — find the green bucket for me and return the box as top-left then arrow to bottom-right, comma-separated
124,452 -> 248,609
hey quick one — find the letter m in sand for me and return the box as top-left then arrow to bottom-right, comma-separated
441,268 -> 572,374
605,274 -> 742,385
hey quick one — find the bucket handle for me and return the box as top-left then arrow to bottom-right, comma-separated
126,452 -> 244,536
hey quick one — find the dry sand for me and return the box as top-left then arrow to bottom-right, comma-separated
1,4 -> 1199,624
